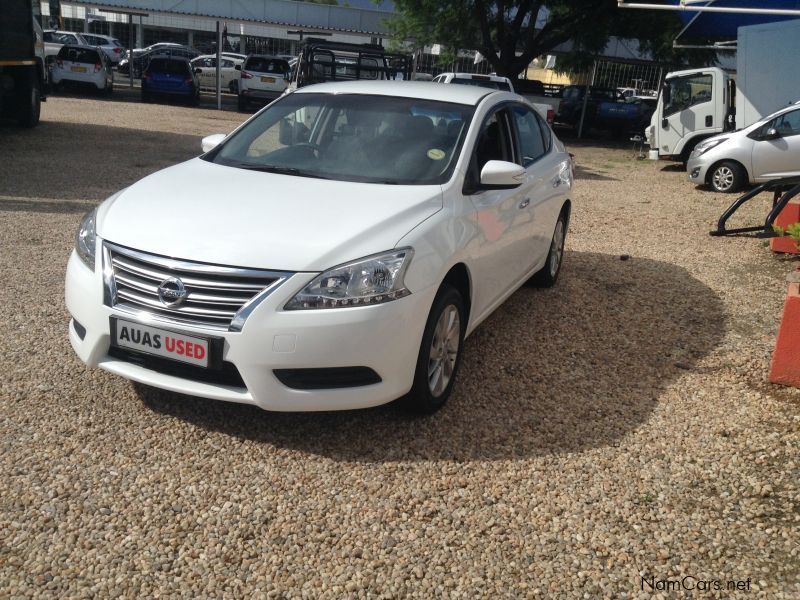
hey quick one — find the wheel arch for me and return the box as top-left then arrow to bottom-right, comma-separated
441,263 -> 472,326
704,158 -> 749,186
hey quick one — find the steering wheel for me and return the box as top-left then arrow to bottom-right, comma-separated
292,142 -> 320,158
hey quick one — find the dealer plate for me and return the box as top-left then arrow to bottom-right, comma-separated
260,76 -> 275,83
71,66 -> 87,73
111,318 -> 212,368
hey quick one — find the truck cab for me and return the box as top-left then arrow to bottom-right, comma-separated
646,67 -> 732,163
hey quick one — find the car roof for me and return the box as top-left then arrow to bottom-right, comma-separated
295,80 -> 498,106
246,54 -> 290,60
445,72 -> 511,82
149,54 -> 191,62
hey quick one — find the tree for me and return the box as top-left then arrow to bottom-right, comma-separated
387,0 -> 702,81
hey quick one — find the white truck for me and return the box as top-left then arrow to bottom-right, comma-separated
646,19 -> 800,164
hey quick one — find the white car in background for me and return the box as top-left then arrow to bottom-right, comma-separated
191,54 -> 243,93
43,30 -> 88,66
236,54 -> 291,110
434,71 -> 554,124
51,45 -> 113,95
81,33 -> 125,65
66,81 -> 573,413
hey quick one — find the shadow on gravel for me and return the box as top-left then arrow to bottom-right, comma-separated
660,163 -> 685,172
574,165 -> 619,182
138,251 -> 726,461
0,122 -> 200,201
0,198 -> 96,214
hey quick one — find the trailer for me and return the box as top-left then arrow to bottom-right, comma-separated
0,0 -> 48,127
645,19 -> 800,163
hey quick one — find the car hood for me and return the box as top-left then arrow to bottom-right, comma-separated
97,158 -> 443,272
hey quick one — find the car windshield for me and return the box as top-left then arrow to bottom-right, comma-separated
207,92 -> 474,185
245,57 -> 290,74
58,47 -> 99,63
148,58 -> 189,74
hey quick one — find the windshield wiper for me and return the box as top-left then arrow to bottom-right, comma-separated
231,163 -> 330,179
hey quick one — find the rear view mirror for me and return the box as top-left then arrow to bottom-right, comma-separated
194,68 -> 202,74
480,160 -> 526,189
765,127 -> 781,140
201,133 -> 226,153
234,64 -> 241,71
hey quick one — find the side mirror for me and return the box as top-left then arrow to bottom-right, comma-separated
479,160 -> 526,189
234,64 -> 241,71
765,127 -> 781,140
662,118 -> 669,129
661,81 -> 671,106
201,133 -> 226,153
194,68 -> 202,74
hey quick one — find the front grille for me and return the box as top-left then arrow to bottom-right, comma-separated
104,242 -> 290,331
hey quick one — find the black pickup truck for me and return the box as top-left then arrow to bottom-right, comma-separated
556,85 -> 655,136
0,0 -> 48,127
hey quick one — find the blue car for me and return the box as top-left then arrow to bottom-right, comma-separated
141,56 -> 199,105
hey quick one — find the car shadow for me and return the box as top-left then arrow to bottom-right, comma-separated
136,250 -> 726,461
0,122 -> 202,202
574,165 -> 619,181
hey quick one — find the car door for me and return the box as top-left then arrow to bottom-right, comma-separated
465,106 -> 537,317
660,72 -> 717,156
751,108 -> 800,180
509,103 -> 564,265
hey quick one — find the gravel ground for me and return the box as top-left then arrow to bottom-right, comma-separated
1,95 -> 798,598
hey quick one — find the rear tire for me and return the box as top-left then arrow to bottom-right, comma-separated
17,74 -> 40,128
709,161 -> 746,193
530,208 -> 568,287
403,285 -> 466,414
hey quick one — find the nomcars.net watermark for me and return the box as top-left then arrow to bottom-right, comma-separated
641,575 -> 752,593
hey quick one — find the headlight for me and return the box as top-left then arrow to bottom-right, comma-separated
693,138 -> 727,156
75,208 -> 97,270
285,248 -> 414,310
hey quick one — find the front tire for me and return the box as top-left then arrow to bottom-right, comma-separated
530,208 -> 568,287
403,285 -> 466,414
709,161 -> 746,193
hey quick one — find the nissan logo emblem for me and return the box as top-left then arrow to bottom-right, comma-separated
157,277 -> 188,307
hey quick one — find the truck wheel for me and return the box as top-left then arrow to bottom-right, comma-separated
709,161 -> 746,193
17,76 -> 41,128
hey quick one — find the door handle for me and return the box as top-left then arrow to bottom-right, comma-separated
518,198 -> 530,209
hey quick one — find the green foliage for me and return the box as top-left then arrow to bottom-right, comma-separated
387,0 -> 713,80
772,222 -> 800,250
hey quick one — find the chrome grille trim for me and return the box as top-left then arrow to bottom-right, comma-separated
103,242 -> 291,331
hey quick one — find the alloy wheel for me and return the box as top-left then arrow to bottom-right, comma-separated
427,305 -> 460,397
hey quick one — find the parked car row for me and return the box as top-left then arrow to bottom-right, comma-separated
43,30 -> 124,66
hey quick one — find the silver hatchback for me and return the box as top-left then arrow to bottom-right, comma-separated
687,102 -> 800,192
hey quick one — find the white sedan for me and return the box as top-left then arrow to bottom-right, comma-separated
66,81 -> 573,413
191,55 -> 242,93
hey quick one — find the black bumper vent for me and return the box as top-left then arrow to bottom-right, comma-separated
108,346 -> 246,389
273,367 -> 381,390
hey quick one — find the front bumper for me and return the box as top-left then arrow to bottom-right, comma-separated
240,87 -> 284,101
686,153 -> 713,184
65,248 -> 435,411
